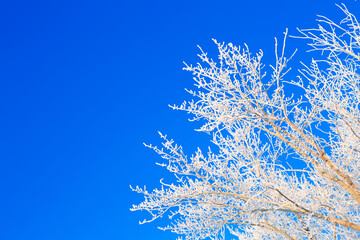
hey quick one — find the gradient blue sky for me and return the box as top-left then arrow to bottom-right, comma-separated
0,1 -> 358,240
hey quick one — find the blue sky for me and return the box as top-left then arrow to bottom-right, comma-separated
0,0 -> 358,239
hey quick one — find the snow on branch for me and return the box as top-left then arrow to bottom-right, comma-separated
132,4 -> 360,239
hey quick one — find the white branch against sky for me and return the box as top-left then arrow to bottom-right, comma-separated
131,4 -> 360,239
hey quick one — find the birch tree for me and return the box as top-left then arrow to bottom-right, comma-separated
131,4 -> 360,239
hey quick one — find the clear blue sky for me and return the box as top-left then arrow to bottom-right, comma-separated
0,1 -> 358,239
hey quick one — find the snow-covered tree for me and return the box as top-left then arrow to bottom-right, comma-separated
131,4 -> 360,239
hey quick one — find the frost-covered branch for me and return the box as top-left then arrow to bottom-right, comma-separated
132,4 -> 360,239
